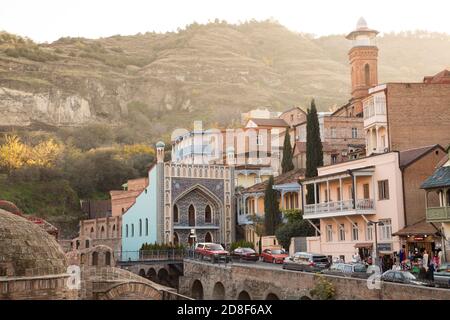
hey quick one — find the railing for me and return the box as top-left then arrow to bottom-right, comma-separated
426,206 -> 450,222
304,199 -> 374,215
117,249 -> 186,262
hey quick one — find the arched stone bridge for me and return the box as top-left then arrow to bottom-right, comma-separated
179,260 -> 450,300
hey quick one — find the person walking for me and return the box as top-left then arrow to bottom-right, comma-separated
422,249 -> 429,271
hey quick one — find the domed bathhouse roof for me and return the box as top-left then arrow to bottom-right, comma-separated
0,209 -> 72,299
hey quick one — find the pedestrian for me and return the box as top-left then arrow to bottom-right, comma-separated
427,262 -> 435,282
422,249 -> 429,271
399,245 -> 405,263
418,267 -> 427,280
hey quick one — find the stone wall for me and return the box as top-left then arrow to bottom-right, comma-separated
180,260 -> 450,300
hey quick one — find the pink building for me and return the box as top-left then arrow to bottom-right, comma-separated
301,145 -> 445,264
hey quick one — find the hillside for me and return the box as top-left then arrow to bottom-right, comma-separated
1,20 -> 450,142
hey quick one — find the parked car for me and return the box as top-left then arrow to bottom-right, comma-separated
434,263 -> 450,288
322,263 -> 369,279
260,248 -> 288,264
283,252 -> 330,272
194,242 -> 230,263
231,247 -> 259,262
380,270 -> 429,286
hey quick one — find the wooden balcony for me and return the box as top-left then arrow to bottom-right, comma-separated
426,206 -> 450,222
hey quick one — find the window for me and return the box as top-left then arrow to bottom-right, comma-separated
145,218 -> 148,236
364,64 -> 370,86
352,128 -> 358,139
352,223 -> 359,241
331,154 -> 338,164
380,219 -> 392,240
378,180 -> 390,200
173,205 -> 179,223
131,224 -> 134,237
139,219 -> 142,236
338,224 -> 345,241
331,127 -> 337,138
256,134 -> 264,146
92,252 -> 98,266
337,187 -> 341,201
363,184 -> 370,199
188,205 -> 195,226
366,224 -> 373,241
125,224 -> 128,238
326,225 -> 333,242
105,252 -> 111,266
205,205 -> 212,223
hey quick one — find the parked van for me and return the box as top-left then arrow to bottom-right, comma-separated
282,252 -> 330,272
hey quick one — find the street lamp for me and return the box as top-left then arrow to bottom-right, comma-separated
368,220 -> 384,269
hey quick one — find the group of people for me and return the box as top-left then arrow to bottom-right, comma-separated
394,246 -> 443,281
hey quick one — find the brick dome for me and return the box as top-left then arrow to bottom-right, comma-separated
0,209 -> 67,277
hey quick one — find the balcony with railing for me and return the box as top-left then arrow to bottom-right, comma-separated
301,167 -> 376,219
304,199 -> 375,218
424,186 -> 450,223
426,206 -> 450,222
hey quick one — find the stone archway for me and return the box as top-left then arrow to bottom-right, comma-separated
205,232 -> 212,243
139,269 -> 146,278
265,293 -> 279,300
102,282 -> 163,300
212,282 -> 225,300
191,280 -> 204,300
237,290 -> 251,300
147,268 -> 157,281
158,268 -> 169,285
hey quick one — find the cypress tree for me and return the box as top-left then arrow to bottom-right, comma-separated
264,176 -> 282,235
281,129 -> 295,173
305,99 -> 324,204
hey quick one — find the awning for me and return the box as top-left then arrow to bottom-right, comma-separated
392,219 -> 441,237
354,242 -> 373,248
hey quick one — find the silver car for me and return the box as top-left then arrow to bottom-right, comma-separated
434,263 -> 450,288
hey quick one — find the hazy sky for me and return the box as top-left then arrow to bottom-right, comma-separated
1,0 -> 449,43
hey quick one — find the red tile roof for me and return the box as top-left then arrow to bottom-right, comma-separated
423,69 -> 450,84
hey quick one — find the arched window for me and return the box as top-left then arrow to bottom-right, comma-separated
173,232 -> 179,246
173,205 -> 179,223
139,219 -> 142,236
145,218 -> 148,236
100,226 -> 105,239
112,224 -> 116,237
364,64 -> 370,86
90,227 -> 94,235
125,224 -> 128,238
105,252 -> 111,266
92,252 -> 98,266
188,205 -> 195,227
205,205 -> 212,223
85,239 -> 90,249
131,224 -> 134,237
205,232 -> 212,242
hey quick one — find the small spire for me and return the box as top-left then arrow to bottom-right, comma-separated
356,17 -> 368,30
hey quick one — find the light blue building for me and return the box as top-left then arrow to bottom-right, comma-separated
122,142 -> 235,260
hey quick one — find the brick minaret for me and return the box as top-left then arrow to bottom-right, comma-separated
346,17 -> 379,116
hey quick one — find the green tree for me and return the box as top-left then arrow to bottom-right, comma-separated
306,99 -> 323,204
275,209 -> 315,250
264,176 -> 281,235
281,129 -> 294,173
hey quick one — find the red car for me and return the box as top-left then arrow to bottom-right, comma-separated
261,248 -> 288,264
231,247 -> 259,262
195,242 -> 230,263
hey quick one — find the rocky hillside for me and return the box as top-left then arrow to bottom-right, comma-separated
1,20 -> 449,140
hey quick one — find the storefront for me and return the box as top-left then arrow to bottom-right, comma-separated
392,219 -> 441,264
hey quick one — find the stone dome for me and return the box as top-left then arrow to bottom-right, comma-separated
0,209 -> 68,277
